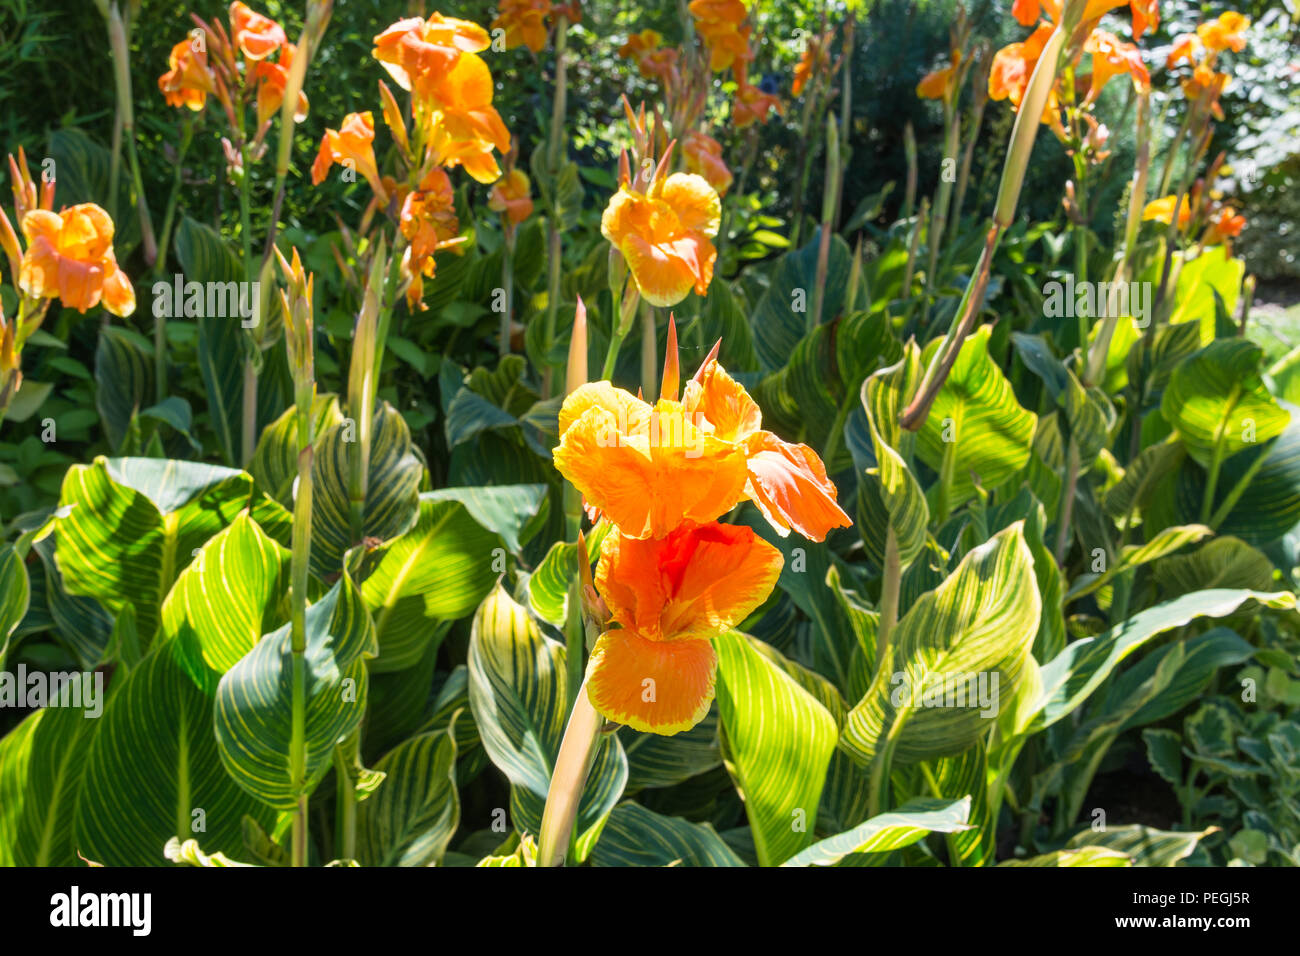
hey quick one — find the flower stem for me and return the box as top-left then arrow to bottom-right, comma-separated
640,302 -> 657,400
499,225 -> 516,358
537,678 -> 603,867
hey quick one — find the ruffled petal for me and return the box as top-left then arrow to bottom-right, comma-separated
586,630 -> 717,735
743,431 -> 853,541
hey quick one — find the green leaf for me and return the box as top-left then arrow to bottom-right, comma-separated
174,217 -> 244,464
94,326 -> 153,452
1152,536 -> 1278,597
0,686 -> 98,865
841,523 -> 1040,765
357,729 -> 459,867
249,394 -> 345,507
752,230 -> 851,372
213,573 -> 378,809
621,710 -> 721,792
55,457 -> 252,641
355,495 -> 500,672
75,643 -> 275,866
780,797 -> 971,867
1067,524 -> 1213,600
1163,245 -> 1244,342
310,402 -> 423,578
1034,589 -> 1296,730
1067,824 -> 1212,867
714,631 -> 838,866
159,511 -> 290,695
916,326 -> 1037,514
999,847 -> 1131,866
0,544 -> 29,666
1161,339 -> 1290,469
467,586 -> 626,863
860,345 -> 929,567
423,484 -> 549,555
589,803 -> 745,867
1143,729 -> 1183,788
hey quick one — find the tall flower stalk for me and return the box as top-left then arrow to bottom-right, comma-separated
275,247 -> 316,868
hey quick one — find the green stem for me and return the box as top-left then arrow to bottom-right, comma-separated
877,527 -> 901,668
332,744 -> 357,862
640,302 -> 656,400
541,18 -> 570,398
238,136 -> 258,466
153,119 -> 194,404
499,225 -> 516,357
1054,438 -> 1080,566
601,326 -> 627,381
289,394 -> 314,867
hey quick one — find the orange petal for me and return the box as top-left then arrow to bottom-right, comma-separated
596,521 -> 782,641
586,630 -> 717,735
621,235 -> 697,308
552,399 -> 750,539
100,264 -> 136,317
693,356 -> 762,443
743,431 -> 852,541
660,172 -> 721,238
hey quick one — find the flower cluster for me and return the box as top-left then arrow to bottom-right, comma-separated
0,150 -> 133,419
990,0 -> 1151,133
554,337 -> 851,733
1167,11 -> 1249,120
491,0 -> 580,53
687,0 -> 781,128
618,29 -> 679,84
158,2 -> 308,153
1143,154 -> 1247,254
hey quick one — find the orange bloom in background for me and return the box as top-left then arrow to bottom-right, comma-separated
1011,0 -> 1129,27
1182,64 -> 1230,119
554,381 -> 751,539
1083,30 -> 1149,103
1130,0 -> 1159,39
682,131 -> 733,195
601,172 -> 721,307
917,50 -> 963,102
689,0 -> 751,73
489,168 -> 534,225
1142,193 -> 1194,230
732,60 -> 782,128
229,1 -> 287,61
19,204 -> 135,316
158,39 -> 216,111
692,355 -> 852,541
372,13 -> 490,102
492,0 -> 552,52
1198,11 -> 1249,53
311,111 -> 388,201
989,22 -> 1054,111
1202,207 -> 1245,248
619,29 -> 679,82
792,31 -> 831,97
587,521 -> 782,734
253,43 -> 310,127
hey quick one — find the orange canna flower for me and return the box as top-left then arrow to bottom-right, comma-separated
159,38 -> 217,111
792,31 -> 832,97
422,51 -> 512,183
619,29 -> 679,82
1129,0 -> 1159,39
229,2 -> 287,61
553,381 -> 751,539
1198,11 -> 1248,53
689,0 -> 751,73
682,131 -> 733,196
732,60 -> 782,128
1182,64 -> 1230,119
601,172 -> 720,308
619,28 -> 662,62
492,0 -> 552,53
400,168 -> 461,264
1202,206 -> 1245,248
19,203 -> 135,316
691,354 -> 852,541
1083,30 -> 1149,103
989,23 -> 1055,108
1142,193 -> 1194,230
252,42 -> 309,128
311,111 -> 388,202
372,13 -> 491,102
1010,0 -> 1131,27
917,50 -> 963,102
489,168 -> 534,225
586,521 -> 783,734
